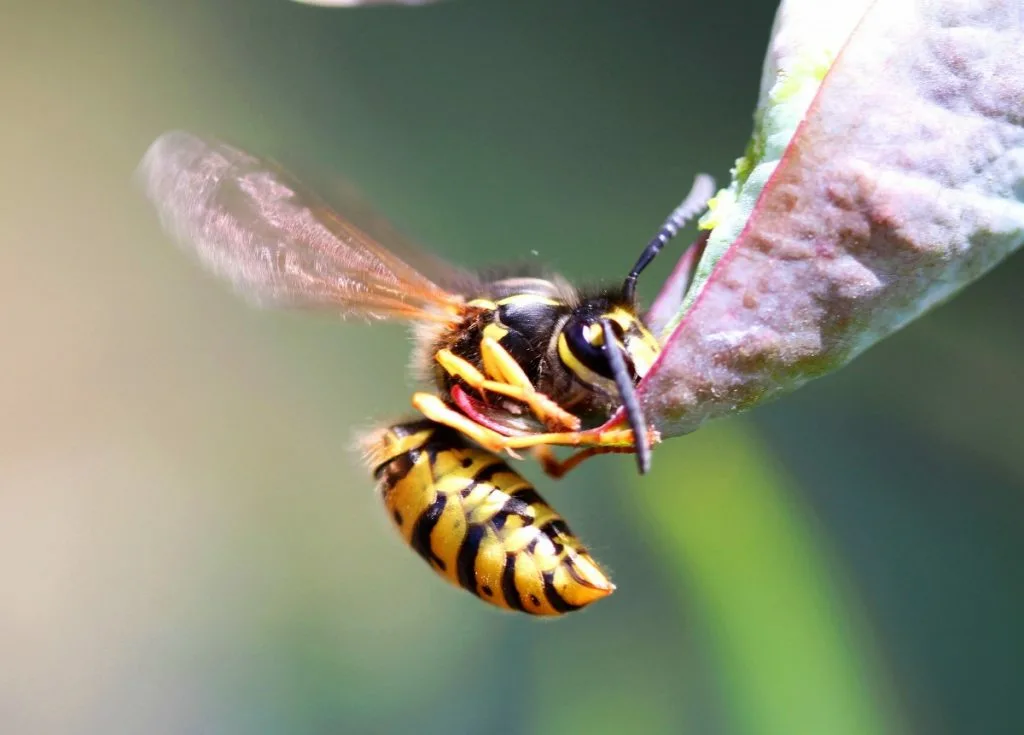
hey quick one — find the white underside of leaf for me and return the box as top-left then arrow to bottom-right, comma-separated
664,0 -> 875,338
643,0 -> 1024,436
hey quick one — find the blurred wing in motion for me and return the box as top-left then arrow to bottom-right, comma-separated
137,130 -> 465,322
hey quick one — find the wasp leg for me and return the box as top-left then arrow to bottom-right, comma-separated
477,337 -> 581,431
412,392 -> 517,455
533,445 -> 639,479
435,344 -> 581,431
500,426 -> 659,451
412,393 -> 657,462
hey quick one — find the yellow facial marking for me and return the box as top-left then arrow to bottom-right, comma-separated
605,308 -> 637,331
599,308 -> 662,379
625,335 -> 658,377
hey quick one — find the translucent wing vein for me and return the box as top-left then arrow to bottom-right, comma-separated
137,131 -> 462,321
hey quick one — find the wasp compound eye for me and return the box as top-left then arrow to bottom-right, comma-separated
561,317 -> 615,382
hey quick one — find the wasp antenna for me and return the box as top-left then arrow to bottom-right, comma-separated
601,319 -> 651,475
622,173 -> 716,303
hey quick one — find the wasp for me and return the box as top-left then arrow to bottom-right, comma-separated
138,131 -> 712,616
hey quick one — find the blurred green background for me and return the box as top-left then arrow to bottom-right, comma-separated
3,1 -> 1022,733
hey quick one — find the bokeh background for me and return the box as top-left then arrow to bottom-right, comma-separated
3,1 -> 1022,733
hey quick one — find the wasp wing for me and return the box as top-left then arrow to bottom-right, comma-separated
137,131 -> 464,322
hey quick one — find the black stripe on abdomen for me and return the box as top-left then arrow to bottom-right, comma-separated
501,553 -> 526,612
542,570 -> 582,613
374,448 -> 419,486
472,462 -> 504,485
410,494 -> 447,571
456,524 -> 485,596
536,519 -> 569,555
491,486 -> 546,531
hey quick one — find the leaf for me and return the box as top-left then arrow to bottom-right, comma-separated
640,0 -> 1024,438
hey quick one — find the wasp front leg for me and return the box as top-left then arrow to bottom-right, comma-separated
412,393 -> 512,455
434,339 -> 581,432
412,393 -> 657,459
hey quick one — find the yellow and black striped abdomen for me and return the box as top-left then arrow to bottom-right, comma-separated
364,420 -> 614,615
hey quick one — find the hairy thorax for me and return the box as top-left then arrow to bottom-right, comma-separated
414,276 -> 619,431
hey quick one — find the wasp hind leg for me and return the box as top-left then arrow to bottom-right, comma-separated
435,340 -> 581,431
532,445 -> 640,479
